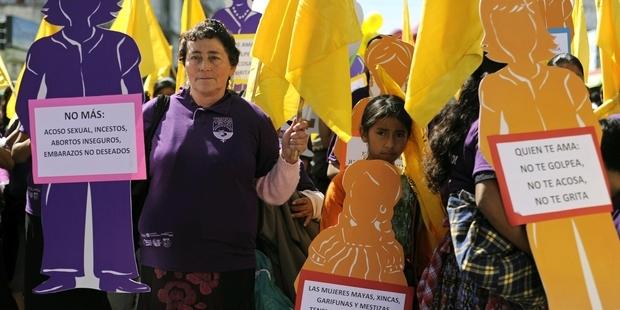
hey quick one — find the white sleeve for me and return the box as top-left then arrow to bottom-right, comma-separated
300,189 -> 325,220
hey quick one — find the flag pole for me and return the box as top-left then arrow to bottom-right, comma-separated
292,97 -> 305,160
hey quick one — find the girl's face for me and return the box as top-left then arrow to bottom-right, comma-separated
362,117 -> 408,163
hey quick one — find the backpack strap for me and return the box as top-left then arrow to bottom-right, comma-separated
144,95 -> 170,174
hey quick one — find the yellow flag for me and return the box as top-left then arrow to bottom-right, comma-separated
0,55 -> 13,90
285,0 -> 361,141
176,0 -> 206,91
374,65 -> 405,98
402,0 -> 414,45
249,0 -> 301,129
6,20 -> 61,119
571,0 -> 589,83
405,0 -> 483,127
402,0 -> 483,249
111,0 -> 172,86
596,0 -> 620,115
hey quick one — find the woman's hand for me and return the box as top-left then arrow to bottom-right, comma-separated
281,119 -> 309,164
291,196 -> 314,227
476,179 -> 531,253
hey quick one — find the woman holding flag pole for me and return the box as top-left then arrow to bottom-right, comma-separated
136,19 -> 309,309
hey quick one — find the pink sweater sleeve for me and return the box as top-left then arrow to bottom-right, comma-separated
255,153 -> 300,205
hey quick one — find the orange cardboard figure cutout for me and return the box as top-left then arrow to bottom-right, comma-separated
478,0 -> 620,309
538,0 -> 574,35
299,160 -> 407,286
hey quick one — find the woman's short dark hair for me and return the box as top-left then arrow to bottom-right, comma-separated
600,118 -> 620,172
178,19 -> 240,67
360,95 -> 412,137
548,53 -> 585,79
42,0 -> 121,27
154,77 -> 175,95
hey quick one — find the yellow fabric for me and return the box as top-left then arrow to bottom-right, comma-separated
285,0 -> 361,141
111,0 -> 172,90
403,126 -> 446,254
375,65 -> 405,98
571,0 -> 589,83
249,0 -> 301,129
405,0 -> 483,127
176,0 -> 207,91
594,95 -> 620,119
0,55 -> 13,90
596,0 -> 620,116
402,0 -> 482,250
6,20 -> 60,119
402,0 -> 414,46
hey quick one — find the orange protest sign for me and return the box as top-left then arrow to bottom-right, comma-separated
478,0 -> 620,308
298,160 -> 407,286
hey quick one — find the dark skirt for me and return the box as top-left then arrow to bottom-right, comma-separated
417,235 -> 510,310
138,266 -> 255,310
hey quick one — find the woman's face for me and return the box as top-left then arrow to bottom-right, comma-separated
185,38 -> 236,99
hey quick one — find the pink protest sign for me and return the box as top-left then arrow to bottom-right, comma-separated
28,93 -> 146,184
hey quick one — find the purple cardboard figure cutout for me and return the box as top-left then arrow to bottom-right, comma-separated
212,0 -> 262,34
15,0 -> 149,294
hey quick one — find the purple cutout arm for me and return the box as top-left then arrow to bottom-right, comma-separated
16,42 -> 46,135
118,35 -> 143,97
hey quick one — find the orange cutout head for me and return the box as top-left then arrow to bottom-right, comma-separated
365,36 -> 413,95
481,0 -> 556,64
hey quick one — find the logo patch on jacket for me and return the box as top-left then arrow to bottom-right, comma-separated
212,117 -> 234,142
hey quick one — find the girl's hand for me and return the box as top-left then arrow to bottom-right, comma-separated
291,196 -> 313,226
281,119 -> 309,164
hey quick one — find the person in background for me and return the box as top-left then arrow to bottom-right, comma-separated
137,19 -> 308,310
420,69 -> 546,309
547,53 -> 585,81
0,87 -> 17,310
1,88 -> 12,135
152,77 -> 176,97
600,116 -> 620,236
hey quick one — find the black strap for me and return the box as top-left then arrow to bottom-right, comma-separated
144,95 -> 170,174
130,95 -> 169,249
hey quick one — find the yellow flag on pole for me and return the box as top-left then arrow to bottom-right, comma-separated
404,0 -> 483,127
6,19 -> 60,119
571,0 -> 589,83
285,0 -> 361,141
249,0 -> 301,129
596,0 -> 620,115
0,55 -> 13,90
111,0 -> 172,96
402,0 -> 483,249
402,0 -> 414,45
176,0 -> 206,91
